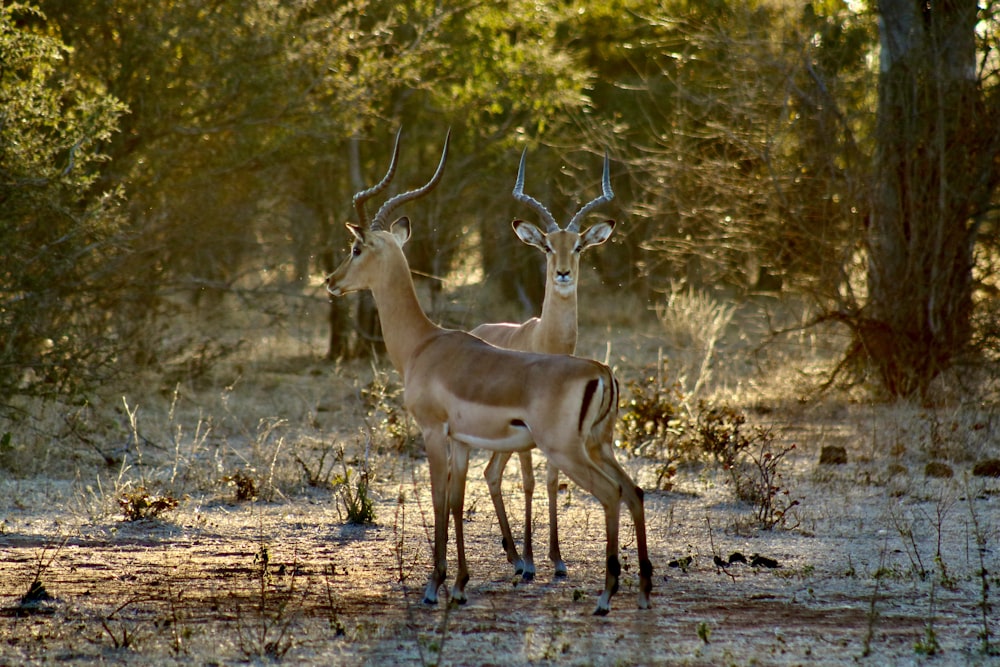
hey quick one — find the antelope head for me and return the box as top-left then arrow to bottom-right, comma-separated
511,149 -> 616,297
326,130 -> 450,297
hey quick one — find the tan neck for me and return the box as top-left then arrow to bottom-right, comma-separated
535,265 -> 579,355
369,244 -> 440,377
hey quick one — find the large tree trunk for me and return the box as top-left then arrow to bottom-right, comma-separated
864,0 -> 984,397
347,135 -> 383,358
316,158 -> 346,361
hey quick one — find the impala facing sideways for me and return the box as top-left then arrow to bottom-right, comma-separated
472,149 -> 616,581
324,131 -> 652,615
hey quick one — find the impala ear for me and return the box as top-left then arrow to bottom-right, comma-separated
390,216 -> 411,245
581,219 -> 616,248
512,219 -> 546,249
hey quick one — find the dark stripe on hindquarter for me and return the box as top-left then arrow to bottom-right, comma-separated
579,379 -> 599,433
578,370 -> 618,434
606,375 -> 619,422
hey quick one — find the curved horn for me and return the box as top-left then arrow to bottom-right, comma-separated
353,128 -> 402,228
370,129 -> 451,230
512,147 -> 559,232
566,151 -> 614,232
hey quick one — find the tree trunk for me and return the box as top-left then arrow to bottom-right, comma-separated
316,160 -> 346,361
864,0 -> 983,397
347,135 -> 383,358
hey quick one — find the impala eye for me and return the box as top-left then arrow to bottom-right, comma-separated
352,245 -> 362,257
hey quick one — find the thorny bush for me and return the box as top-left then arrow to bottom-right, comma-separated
619,371 -> 799,529
360,371 -> 417,452
618,372 -> 687,489
118,487 -> 180,521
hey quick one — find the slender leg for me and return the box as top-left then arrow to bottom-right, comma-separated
583,379 -> 653,610
422,427 -> 450,605
632,484 -> 653,610
538,443 -> 624,615
594,494 -> 622,616
449,442 -> 471,604
599,448 -> 652,609
545,461 -> 567,576
516,449 -> 536,580
484,451 -> 525,575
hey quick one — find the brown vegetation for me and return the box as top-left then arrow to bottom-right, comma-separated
2,300 -> 998,664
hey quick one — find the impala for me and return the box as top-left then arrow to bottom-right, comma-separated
472,148 -> 616,580
325,131 -> 651,614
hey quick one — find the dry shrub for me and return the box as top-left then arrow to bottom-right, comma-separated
360,368 -> 418,453
655,284 -> 735,397
619,368 -> 799,529
118,486 -> 179,521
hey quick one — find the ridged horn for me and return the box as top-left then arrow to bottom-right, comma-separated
370,129 -> 451,230
512,147 -> 559,233
353,128 -> 402,228
566,151 -> 614,232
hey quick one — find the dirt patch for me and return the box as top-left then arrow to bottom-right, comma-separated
2,438 -> 998,666
2,338 -> 999,665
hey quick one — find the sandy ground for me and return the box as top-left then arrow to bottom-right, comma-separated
2,318 -> 999,665
2,422 -> 998,666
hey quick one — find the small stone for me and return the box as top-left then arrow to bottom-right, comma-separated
749,554 -> 780,568
885,463 -> 908,477
819,445 -> 848,465
924,461 -> 954,478
972,459 -> 1000,478
668,555 -> 693,570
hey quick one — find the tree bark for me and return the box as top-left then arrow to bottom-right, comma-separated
346,135 -> 383,358
864,0 -> 983,397
316,158 -> 346,361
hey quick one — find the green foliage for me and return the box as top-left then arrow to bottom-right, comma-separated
325,442 -> 376,525
611,0 -> 877,295
696,620 -> 711,644
429,1 -> 591,131
691,403 -> 752,470
914,624 -> 941,656
1,3 -> 127,407
336,466 -> 376,525
0,432 -> 14,471
619,373 -> 685,456
2,0 -> 995,406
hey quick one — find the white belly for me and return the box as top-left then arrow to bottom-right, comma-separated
448,423 -> 535,452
